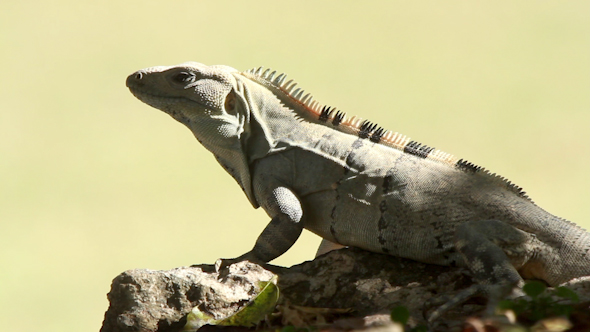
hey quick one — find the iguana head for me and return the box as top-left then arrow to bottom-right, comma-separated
126,62 -> 260,206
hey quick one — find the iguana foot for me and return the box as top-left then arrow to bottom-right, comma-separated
214,252 -> 266,272
426,282 -> 522,323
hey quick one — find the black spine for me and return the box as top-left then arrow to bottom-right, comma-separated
332,111 -> 345,126
455,159 -> 482,173
319,106 -> 333,122
404,141 -> 435,159
358,120 -> 378,139
370,127 -> 385,143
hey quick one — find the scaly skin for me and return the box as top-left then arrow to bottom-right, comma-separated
126,62 -> 590,318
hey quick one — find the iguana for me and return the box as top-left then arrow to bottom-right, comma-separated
126,62 -> 590,318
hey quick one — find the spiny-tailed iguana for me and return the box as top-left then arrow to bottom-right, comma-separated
126,62 -> 590,317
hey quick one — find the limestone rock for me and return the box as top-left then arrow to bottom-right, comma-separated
100,262 -> 275,332
99,248 -> 483,332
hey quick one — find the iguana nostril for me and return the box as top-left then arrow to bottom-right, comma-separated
126,71 -> 145,88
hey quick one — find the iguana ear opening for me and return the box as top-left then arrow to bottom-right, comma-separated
224,90 -> 237,114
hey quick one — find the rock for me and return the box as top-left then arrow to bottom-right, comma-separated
100,262 -> 275,332
281,248 -> 472,315
277,247 -> 477,331
98,248 -> 487,332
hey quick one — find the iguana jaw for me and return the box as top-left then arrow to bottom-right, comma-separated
125,88 -> 199,126
127,62 -> 260,207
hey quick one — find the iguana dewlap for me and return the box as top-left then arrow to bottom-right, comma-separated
126,62 -> 590,301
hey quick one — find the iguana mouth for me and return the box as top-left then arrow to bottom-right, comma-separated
127,89 -> 205,128
127,86 -> 217,117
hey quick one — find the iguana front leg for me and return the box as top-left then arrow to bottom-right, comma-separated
218,187 -> 304,268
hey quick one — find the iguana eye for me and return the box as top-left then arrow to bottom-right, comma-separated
172,72 -> 196,84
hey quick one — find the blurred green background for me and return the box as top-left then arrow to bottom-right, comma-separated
1,1 -> 588,331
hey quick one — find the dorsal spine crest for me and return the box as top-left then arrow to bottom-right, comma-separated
242,66 -> 429,154
241,66 -> 529,200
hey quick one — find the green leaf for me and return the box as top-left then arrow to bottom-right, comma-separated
497,299 -> 515,311
281,326 -> 298,332
411,325 -> 429,332
219,277 -> 280,327
183,275 -> 280,331
523,280 -> 546,298
390,306 -> 410,325
554,286 -> 579,303
183,307 -> 217,331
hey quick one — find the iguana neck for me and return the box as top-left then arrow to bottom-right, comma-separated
236,74 -> 316,160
